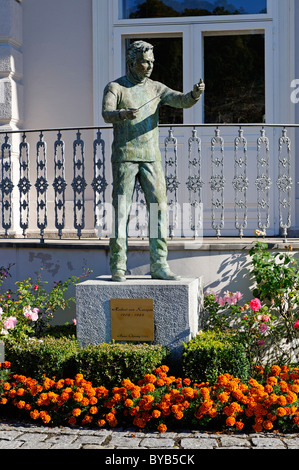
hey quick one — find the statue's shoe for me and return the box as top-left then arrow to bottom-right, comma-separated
151,268 -> 181,281
111,271 -> 126,282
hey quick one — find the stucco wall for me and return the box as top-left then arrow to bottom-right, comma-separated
22,0 -> 93,129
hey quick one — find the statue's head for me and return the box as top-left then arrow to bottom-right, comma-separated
126,40 -> 154,81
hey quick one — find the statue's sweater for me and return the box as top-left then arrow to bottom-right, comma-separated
102,72 -> 199,163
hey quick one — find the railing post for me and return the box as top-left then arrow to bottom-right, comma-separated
186,127 -> 203,238
0,135 -> 13,236
210,127 -> 225,238
277,127 -> 292,242
35,132 -> 48,243
18,133 -> 31,237
53,131 -> 67,239
233,127 -> 248,238
255,127 -> 271,236
92,130 -> 108,237
165,127 -> 179,238
72,130 -> 87,239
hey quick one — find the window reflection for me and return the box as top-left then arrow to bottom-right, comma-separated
126,37 -> 183,124
123,0 -> 267,19
204,34 -> 265,123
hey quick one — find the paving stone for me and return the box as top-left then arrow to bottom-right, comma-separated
74,435 -> 108,446
251,437 -> 286,448
108,436 -> 142,448
141,438 -> 177,448
180,438 -> 219,449
0,439 -> 23,449
219,436 -> 251,448
282,437 -> 299,448
0,430 -> 23,440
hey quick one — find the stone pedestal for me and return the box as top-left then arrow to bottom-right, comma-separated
76,275 -> 203,361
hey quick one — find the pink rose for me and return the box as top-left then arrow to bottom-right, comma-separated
294,320 -> 299,329
235,291 -> 243,301
218,297 -> 225,306
23,306 -> 39,321
249,298 -> 262,312
259,323 -> 268,333
3,316 -> 17,330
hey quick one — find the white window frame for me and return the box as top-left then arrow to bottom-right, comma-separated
93,0 -> 295,126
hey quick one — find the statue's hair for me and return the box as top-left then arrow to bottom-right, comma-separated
126,40 -> 154,68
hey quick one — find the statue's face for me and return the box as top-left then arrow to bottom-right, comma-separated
132,50 -> 155,80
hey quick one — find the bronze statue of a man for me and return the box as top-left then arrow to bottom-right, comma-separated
102,40 -> 205,281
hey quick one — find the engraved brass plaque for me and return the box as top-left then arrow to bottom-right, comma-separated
110,298 -> 154,342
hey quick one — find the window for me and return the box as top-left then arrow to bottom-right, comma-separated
204,33 -> 265,123
126,37 -> 183,123
123,0 -> 267,19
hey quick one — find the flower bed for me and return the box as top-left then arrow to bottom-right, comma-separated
1,361 -> 299,434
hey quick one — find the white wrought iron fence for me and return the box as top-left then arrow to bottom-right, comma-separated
0,124 -> 296,242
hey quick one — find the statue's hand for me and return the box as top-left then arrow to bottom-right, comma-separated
192,79 -> 205,99
119,108 -> 139,120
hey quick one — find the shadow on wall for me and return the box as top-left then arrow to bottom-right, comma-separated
201,251 -> 253,299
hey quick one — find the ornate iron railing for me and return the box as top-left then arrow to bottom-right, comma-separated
0,124 -> 297,242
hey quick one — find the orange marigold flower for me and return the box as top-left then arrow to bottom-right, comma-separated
218,392 -> 229,403
144,374 -> 156,384
276,407 -> 286,417
252,423 -> 263,432
236,421 -> 244,430
152,410 -> 161,418
270,365 -> 281,376
156,379 -> 165,387
90,406 -> 98,415
124,399 -> 134,408
263,420 -> 273,430
30,409 -> 40,420
89,396 -> 98,405
73,392 -> 84,402
16,400 -> 26,409
183,378 -> 191,386
293,415 -> 299,425
267,376 -> 278,386
217,374 -> 230,386
286,392 -> 297,404
82,415 -> 93,425
3,382 -> 11,391
200,387 -> 210,399
157,423 -> 167,433
68,416 -> 76,426
226,416 -> 236,427
72,408 -> 81,417
97,419 -> 106,427
277,395 -> 287,406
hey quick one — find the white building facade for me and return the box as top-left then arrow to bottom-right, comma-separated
0,0 -> 299,312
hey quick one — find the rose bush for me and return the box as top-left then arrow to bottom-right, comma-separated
203,241 -> 299,368
0,265 -> 92,344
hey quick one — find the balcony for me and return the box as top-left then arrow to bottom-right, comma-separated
0,123 -> 297,244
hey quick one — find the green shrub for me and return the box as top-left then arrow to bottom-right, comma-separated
5,336 -> 169,388
76,342 -> 170,388
182,330 -> 250,384
5,337 -> 79,380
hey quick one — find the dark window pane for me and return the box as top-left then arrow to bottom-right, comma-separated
204,34 -> 265,123
123,0 -> 267,19
126,37 -> 183,124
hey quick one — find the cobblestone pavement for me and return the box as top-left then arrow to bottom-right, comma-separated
0,420 -> 299,450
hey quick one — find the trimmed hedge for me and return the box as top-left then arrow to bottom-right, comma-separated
76,343 -> 170,388
5,337 -> 78,380
5,338 -> 169,388
182,330 -> 251,383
